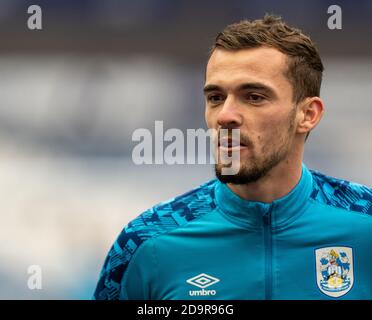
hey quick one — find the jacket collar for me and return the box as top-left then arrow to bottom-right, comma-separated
214,163 -> 313,230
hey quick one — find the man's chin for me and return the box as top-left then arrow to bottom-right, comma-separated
215,165 -> 265,185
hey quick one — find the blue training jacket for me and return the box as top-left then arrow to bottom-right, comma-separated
93,163 -> 372,300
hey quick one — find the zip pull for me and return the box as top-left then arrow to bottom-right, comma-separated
263,205 -> 273,225
263,204 -> 273,300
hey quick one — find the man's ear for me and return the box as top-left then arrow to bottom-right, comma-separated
296,97 -> 325,135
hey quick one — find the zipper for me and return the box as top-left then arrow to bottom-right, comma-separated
263,205 -> 273,300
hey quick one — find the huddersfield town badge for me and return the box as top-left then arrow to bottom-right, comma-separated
315,247 -> 354,298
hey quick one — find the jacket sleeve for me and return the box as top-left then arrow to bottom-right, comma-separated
93,224 -> 152,300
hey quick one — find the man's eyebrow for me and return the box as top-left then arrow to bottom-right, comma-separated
238,83 -> 276,96
203,82 -> 277,97
203,84 -> 222,94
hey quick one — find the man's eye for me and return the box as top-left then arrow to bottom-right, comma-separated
207,94 -> 224,103
245,94 -> 266,103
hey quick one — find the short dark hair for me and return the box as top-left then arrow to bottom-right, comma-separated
211,14 -> 324,105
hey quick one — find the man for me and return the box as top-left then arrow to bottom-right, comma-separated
94,15 -> 372,300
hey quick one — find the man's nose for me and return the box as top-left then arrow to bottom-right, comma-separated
217,95 -> 243,128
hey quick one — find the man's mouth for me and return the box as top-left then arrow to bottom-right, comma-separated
218,137 -> 247,150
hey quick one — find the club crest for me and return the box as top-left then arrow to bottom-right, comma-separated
315,246 -> 354,298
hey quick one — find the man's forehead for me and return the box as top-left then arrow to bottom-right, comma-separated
206,47 -> 288,85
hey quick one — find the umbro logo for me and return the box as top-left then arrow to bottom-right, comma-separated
186,273 -> 220,296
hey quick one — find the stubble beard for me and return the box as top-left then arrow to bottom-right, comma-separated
215,108 -> 297,185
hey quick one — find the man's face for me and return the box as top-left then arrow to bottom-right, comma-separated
204,47 -> 299,184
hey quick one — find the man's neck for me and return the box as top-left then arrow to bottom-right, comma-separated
227,158 -> 303,203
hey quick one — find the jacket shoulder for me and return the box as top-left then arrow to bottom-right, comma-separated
309,169 -> 372,216
93,179 -> 217,300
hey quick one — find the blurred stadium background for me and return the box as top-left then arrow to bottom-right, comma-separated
0,0 -> 371,299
